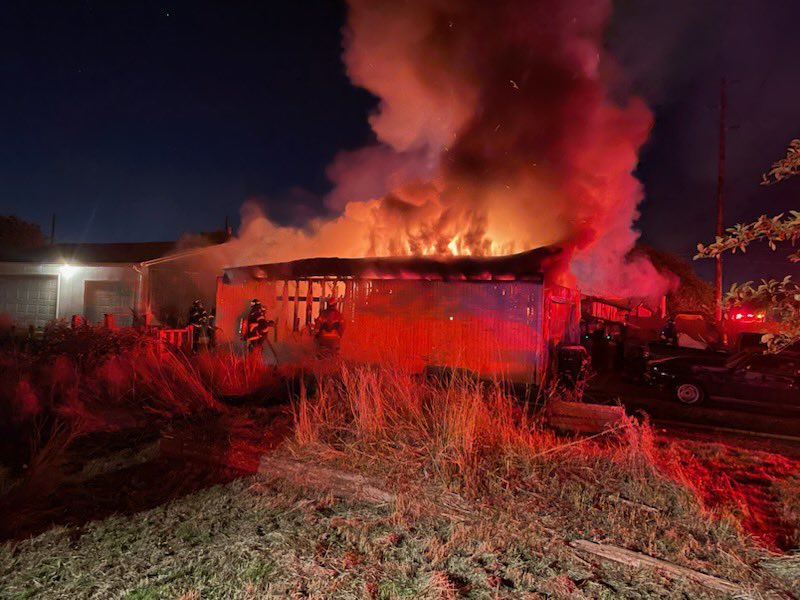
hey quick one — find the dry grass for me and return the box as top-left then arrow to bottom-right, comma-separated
62,346 -> 218,425
292,366 -> 657,494
0,327 -> 224,505
1,361 -> 798,597
193,349 -> 279,398
664,441 -> 800,551
1,330 -> 219,436
287,366 -> 800,595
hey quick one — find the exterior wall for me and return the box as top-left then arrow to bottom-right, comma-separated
216,276 -> 581,384
584,298 -> 658,324
342,280 -> 546,382
0,262 -> 142,327
0,250 -> 232,330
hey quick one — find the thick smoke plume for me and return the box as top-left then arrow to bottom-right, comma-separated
232,0 -> 670,299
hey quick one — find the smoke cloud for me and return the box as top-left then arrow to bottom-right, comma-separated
231,0 -> 670,299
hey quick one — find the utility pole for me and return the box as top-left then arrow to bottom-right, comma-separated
50,213 -> 56,245
714,78 -> 726,323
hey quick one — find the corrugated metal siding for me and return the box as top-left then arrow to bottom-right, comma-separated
339,280 -> 545,382
586,300 -> 622,322
215,276 -> 583,384
545,285 -> 581,347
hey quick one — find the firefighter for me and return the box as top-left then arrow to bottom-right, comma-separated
242,299 -> 278,362
314,297 -> 344,357
188,300 -> 209,352
660,317 -> 678,346
188,300 -> 208,327
246,298 -> 266,326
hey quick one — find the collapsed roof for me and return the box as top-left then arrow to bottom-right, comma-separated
224,246 -> 563,283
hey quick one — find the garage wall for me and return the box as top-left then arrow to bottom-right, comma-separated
83,280 -> 137,326
0,262 -> 143,328
0,274 -> 58,329
57,265 -> 141,323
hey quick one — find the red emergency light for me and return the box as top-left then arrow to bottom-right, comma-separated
733,311 -> 765,322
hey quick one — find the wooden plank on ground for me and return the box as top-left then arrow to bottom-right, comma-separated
569,540 -> 743,596
258,456 -> 395,504
546,400 -> 626,434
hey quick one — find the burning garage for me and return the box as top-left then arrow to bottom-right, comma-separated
216,246 -> 580,384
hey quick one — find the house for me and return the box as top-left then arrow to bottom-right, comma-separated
215,247 -> 580,384
0,233 -> 230,329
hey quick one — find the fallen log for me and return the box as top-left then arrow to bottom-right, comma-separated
569,540 -> 742,596
546,399 -> 626,434
258,456 -> 395,504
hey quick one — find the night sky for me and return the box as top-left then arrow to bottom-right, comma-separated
1,0 -> 799,287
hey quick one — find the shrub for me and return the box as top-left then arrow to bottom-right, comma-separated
0,327 -> 220,469
37,321 -> 150,370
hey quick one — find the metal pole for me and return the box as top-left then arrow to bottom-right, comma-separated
714,77 -> 726,323
292,280 -> 300,331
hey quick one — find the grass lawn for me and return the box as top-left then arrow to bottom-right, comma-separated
2,362 -> 799,599
0,476 -> 771,599
2,450 -> 798,599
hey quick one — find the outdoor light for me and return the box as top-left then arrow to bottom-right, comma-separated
59,264 -> 78,280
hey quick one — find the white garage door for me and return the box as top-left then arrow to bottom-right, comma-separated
84,280 -> 135,326
0,275 -> 58,329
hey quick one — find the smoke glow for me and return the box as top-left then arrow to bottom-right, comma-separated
229,0 -> 671,299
